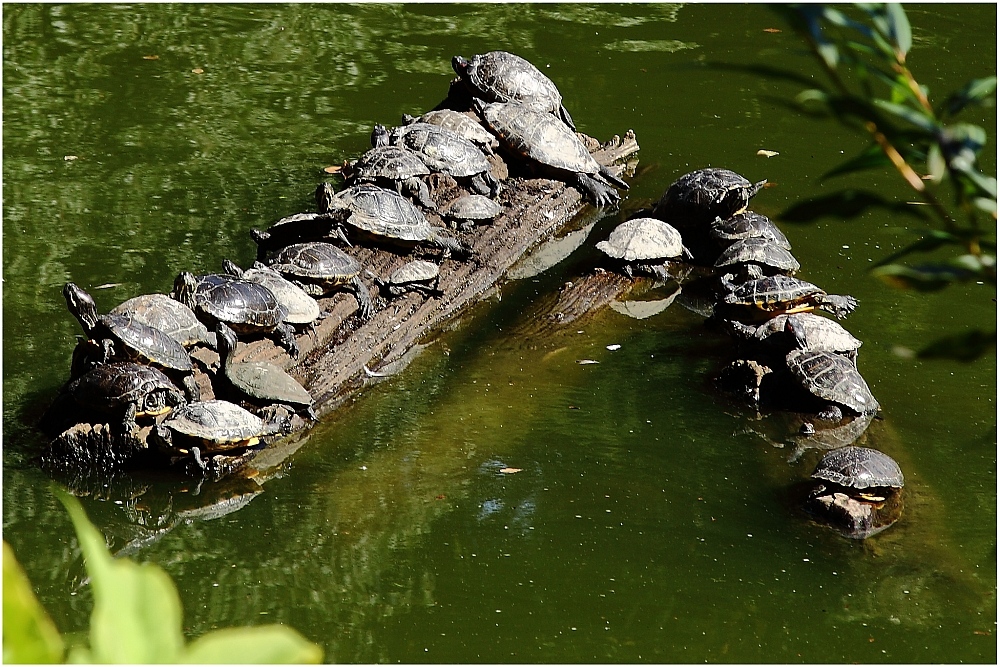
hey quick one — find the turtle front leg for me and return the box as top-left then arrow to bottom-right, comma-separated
351,275 -> 375,321
818,294 -> 859,319
404,177 -> 438,211
574,172 -> 621,207
273,322 -> 300,358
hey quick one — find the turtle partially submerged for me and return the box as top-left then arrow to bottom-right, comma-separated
710,211 -> 791,250
110,293 -> 216,350
806,445 -> 904,539
652,168 -> 766,228
719,274 -> 859,320
596,217 -> 690,280
67,361 -> 186,433
474,99 -> 628,206
344,144 -> 436,210
375,259 -> 442,298
452,50 -> 577,130
215,323 -> 315,420
812,446 -> 903,492
402,109 -> 498,155
266,242 -> 374,321
715,237 -> 800,279
725,312 -> 863,364
221,259 -> 320,327
316,183 -> 471,258
441,194 -> 502,231
171,272 -> 299,357
786,349 -> 880,421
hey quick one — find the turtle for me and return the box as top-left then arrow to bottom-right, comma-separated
595,217 -> 690,280
221,259 -> 320,327
709,211 -> 791,250
249,210 -> 344,259
316,182 -> 471,259
402,109 -> 499,154
171,272 -> 299,357
786,349 -> 880,421
375,123 -> 501,197
474,99 -> 629,207
652,168 -> 766,228
266,242 -> 374,321
719,274 -> 859,320
725,312 -> 863,364
151,399 -> 277,471
715,237 -> 801,280
440,194 -> 502,231
374,259 -> 442,297
67,361 -> 186,433
344,144 -> 436,210
215,323 -> 316,420
806,445 -> 904,539
110,293 -> 217,350
452,51 -> 577,130
811,446 -> 904,492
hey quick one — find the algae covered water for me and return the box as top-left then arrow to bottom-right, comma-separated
4,4 -> 995,662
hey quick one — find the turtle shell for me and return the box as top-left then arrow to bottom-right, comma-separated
596,218 -> 686,262
478,100 -> 599,176
351,145 -> 429,182
442,194 -> 502,221
653,168 -> 766,226
786,349 -> 880,415
230,261 -> 320,325
755,313 -> 862,355
100,313 -> 194,372
330,184 -> 434,242
182,273 -> 288,331
161,399 -> 264,451
269,242 -> 361,285
404,110 -> 498,153
388,123 -> 490,178
710,211 -> 791,250
811,446 -> 904,489
110,293 -> 213,348
216,323 -> 313,409
389,260 -> 440,285
715,237 -> 800,273
723,274 -> 825,311
68,361 -> 185,416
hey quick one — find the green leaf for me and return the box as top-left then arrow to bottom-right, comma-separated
942,76 -> 998,118
822,143 -> 893,179
873,99 -> 939,132
3,541 -> 65,664
183,626 -> 323,664
918,329 -> 996,362
885,3 -> 912,56
57,488 -> 186,664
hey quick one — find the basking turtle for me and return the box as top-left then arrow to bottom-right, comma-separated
221,259 -> 320,327
811,446 -> 904,492
249,210 -> 343,258
715,237 -> 800,279
403,110 -> 498,154
786,349 -> 880,421
215,323 -> 315,420
710,211 -> 791,250
67,361 -> 186,433
375,123 -> 501,197
596,217 -> 690,280
652,168 -> 766,228
719,274 -> 859,320
152,399 -> 275,471
375,259 -> 442,297
726,312 -> 862,364
344,144 -> 436,210
266,242 -> 374,321
474,100 -> 628,207
171,272 -> 299,357
110,293 -> 216,350
441,194 -> 502,231
316,183 -> 471,258
807,445 -> 903,539
452,51 -> 576,130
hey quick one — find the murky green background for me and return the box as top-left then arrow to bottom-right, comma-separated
4,3 -> 995,663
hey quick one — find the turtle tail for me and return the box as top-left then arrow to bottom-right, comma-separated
559,104 -> 577,131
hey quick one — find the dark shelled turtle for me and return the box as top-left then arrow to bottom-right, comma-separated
152,399 -> 277,472
474,99 -> 628,207
316,182 -> 471,259
266,242 -> 374,321
806,445 -> 903,539
811,446 -> 904,491
171,272 -> 299,357
67,361 -> 186,433
715,237 -> 800,279
402,110 -> 498,154
221,259 -> 320,327
652,168 -> 766,228
786,349 -> 880,421
596,217 -> 690,280
375,123 -> 501,197
215,323 -> 316,420
110,293 -> 216,350
249,211 -> 343,258
710,211 -> 791,250
453,50 -> 577,130
719,274 -> 859,320
726,312 -> 862,364
375,259 -> 442,297
441,194 -> 502,231
344,144 -> 436,210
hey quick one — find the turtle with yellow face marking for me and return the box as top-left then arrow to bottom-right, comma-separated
67,361 -> 186,434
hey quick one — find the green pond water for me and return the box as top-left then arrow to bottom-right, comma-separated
3,3 -> 996,663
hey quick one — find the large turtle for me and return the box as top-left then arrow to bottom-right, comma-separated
595,217 -> 690,280
171,272 -> 299,357
786,349 -> 880,421
452,50 -> 577,130
652,168 -> 766,228
316,182 -> 471,258
344,144 -> 436,210
719,274 -> 859,320
725,312 -> 863,364
67,361 -> 186,433
221,259 -> 320,327
266,242 -> 374,321
715,237 -> 800,279
474,99 -> 628,206
710,211 -> 791,250
807,445 -> 904,539
110,293 -> 216,350
811,446 -> 904,492
402,109 -> 498,155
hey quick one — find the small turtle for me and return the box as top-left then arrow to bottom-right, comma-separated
344,144 -> 436,210
595,217 -> 690,280
375,123 -> 501,198
375,260 -> 442,297
726,312 -> 862,364
453,51 -> 577,130
215,323 -> 315,420
811,446 -> 904,492
441,194 -> 502,231
474,99 -> 628,207
266,242 -> 374,321
402,110 -> 498,155
807,446 -> 903,539
715,237 -> 800,279
317,183 -> 471,259
720,274 -> 859,320
652,168 -> 766,228
710,211 -> 791,250
171,272 -> 299,357
152,399 -> 277,472
221,259 -> 320,327
786,349 -> 880,421
67,361 -> 186,433
110,293 -> 217,350
249,210 -> 343,258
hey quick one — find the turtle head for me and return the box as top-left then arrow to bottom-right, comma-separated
785,314 -> 809,349
401,113 -> 418,126
370,124 -> 390,148
451,55 -> 470,76
63,282 -> 100,335
215,321 -> 238,366
221,259 -> 244,278
171,272 -> 198,308
314,182 -> 339,214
